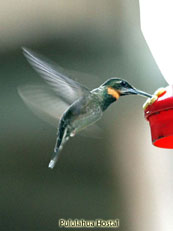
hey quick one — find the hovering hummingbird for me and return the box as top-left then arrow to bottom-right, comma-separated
18,48 -> 152,169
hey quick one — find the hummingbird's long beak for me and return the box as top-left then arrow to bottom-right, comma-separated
135,89 -> 152,98
129,88 -> 152,98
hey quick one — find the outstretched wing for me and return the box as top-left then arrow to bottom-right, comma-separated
18,48 -> 102,138
22,47 -> 90,105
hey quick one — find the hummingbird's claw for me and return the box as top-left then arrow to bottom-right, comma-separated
143,87 -> 166,110
70,131 -> 76,137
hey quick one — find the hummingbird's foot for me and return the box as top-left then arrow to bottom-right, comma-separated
70,131 -> 76,137
143,87 -> 166,110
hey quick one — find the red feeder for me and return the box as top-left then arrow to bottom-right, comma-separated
144,85 -> 173,148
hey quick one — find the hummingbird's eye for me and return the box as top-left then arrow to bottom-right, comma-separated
121,81 -> 127,87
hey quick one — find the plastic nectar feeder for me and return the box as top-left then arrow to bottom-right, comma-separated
144,85 -> 173,148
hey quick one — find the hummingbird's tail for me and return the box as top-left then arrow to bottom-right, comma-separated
48,140 -> 64,169
48,117 -> 68,169
48,149 -> 61,169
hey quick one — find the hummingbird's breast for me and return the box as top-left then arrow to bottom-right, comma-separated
63,93 -> 103,134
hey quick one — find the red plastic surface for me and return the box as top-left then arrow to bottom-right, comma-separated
144,85 -> 173,148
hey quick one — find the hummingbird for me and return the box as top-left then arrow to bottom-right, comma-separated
18,48 -> 152,169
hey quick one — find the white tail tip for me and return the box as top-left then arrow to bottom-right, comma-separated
48,160 -> 55,169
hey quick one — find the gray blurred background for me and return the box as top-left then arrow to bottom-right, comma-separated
1,0 -> 173,231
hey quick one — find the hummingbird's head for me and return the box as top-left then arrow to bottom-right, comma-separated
102,78 -> 152,98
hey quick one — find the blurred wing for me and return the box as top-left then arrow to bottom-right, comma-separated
18,84 -> 68,127
22,48 -> 90,105
18,84 -> 103,138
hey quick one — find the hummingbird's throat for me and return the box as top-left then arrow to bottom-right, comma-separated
107,87 -> 120,100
